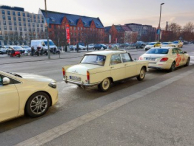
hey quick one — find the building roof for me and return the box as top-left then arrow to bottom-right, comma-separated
0,5 -> 24,11
121,25 -> 132,31
40,9 -> 104,28
104,26 -> 111,32
125,23 -> 142,26
114,25 -> 125,32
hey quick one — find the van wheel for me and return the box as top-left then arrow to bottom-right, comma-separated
98,78 -> 111,92
137,67 -> 146,81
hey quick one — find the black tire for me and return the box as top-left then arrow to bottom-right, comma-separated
98,78 -> 111,92
137,67 -> 146,81
25,92 -> 51,118
18,54 -> 20,58
185,58 -> 190,66
169,61 -> 176,72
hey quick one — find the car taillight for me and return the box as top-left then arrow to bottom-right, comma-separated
160,57 -> 168,62
62,68 -> 65,77
87,71 -> 90,81
139,56 -> 143,60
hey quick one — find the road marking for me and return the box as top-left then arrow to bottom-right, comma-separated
15,69 -> 194,146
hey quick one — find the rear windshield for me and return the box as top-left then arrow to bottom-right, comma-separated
81,55 -> 106,66
162,42 -> 170,44
148,42 -> 156,45
146,48 -> 169,54
13,46 -> 22,50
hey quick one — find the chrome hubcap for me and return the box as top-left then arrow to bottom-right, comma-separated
103,79 -> 110,90
30,95 -> 48,115
140,70 -> 145,78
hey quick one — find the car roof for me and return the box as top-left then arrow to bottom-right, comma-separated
151,47 -> 173,50
86,50 -> 127,56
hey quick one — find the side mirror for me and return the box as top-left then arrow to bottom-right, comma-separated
134,58 -> 137,61
43,44 -> 45,46
183,51 -> 187,53
3,77 -> 10,85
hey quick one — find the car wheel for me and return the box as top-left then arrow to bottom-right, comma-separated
137,67 -> 146,81
185,58 -> 190,66
98,78 -> 111,92
25,92 -> 51,118
169,61 -> 176,72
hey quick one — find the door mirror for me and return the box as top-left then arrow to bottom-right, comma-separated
183,51 -> 187,53
3,77 -> 10,85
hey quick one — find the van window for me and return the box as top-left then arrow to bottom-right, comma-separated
44,41 -> 55,46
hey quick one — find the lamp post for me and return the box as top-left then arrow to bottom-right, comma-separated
158,3 -> 164,42
44,0 -> 50,59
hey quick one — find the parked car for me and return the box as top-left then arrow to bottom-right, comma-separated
62,50 -> 148,92
139,47 -> 190,71
161,42 -> 173,47
0,47 -> 8,54
7,46 -> 25,55
171,40 -> 183,48
94,44 -> 107,50
75,45 -> 87,50
22,46 -> 31,55
0,71 -> 58,123
135,41 -> 146,49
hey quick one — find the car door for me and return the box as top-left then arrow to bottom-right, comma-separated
110,54 -> 125,81
121,53 -> 137,78
177,48 -> 186,66
172,48 -> 181,67
0,74 -> 20,122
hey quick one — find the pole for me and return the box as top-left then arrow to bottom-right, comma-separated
158,3 -> 164,42
45,0 -> 50,59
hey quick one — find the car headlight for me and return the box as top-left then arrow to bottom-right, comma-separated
48,82 -> 57,88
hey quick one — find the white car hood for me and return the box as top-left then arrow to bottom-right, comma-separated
17,73 -> 54,83
67,64 -> 101,75
145,45 -> 154,48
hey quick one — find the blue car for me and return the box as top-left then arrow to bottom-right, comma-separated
94,44 -> 107,50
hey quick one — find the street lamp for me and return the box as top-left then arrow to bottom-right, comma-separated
158,3 -> 164,42
44,0 -> 50,59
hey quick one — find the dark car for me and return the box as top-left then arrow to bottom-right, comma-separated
94,44 -> 107,50
135,41 -> 146,48
7,46 -> 25,55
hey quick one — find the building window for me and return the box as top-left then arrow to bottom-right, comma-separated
3,21 -> 6,25
12,11 -> 15,15
13,17 -> 16,21
2,15 -> 6,20
4,26 -> 7,30
9,26 -> 12,30
8,16 -> 11,20
37,24 -> 39,27
15,27 -> 17,31
41,24 -> 43,27
7,11 -> 10,15
2,10 -> 5,14
27,13 -> 30,17
18,17 -> 21,21
74,27 -> 76,30
14,22 -> 17,25
19,27 -> 22,31
28,18 -> 30,22
78,27 -> 79,30
9,21 -> 12,25
23,18 -> 26,21
24,23 -> 26,26
23,13 -> 25,17
28,23 -> 30,27
18,12 -> 20,16
19,22 -> 22,26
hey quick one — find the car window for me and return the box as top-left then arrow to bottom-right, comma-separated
121,53 -> 132,62
110,54 -> 122,65
146,49 -> 169,54
177,49 -> 184,54
172,48 -> 179,54
81,55 -> 106,66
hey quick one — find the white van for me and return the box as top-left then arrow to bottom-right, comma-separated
31,39 -> 57,50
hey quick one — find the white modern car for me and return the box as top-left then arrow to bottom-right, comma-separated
144,42 -> 158,51
139,47 -> 190,71
0,71 -> 58,123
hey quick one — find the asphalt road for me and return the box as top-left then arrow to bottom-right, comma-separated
0,44 -> 194,146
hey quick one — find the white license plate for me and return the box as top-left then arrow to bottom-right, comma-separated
70,76 -> 81,81
146,58 -> 156,61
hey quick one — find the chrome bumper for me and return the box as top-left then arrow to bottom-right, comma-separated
63,79 -> 100,88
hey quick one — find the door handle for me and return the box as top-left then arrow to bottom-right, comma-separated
110,66 -> 114,69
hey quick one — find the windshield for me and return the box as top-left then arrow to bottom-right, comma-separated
162,42 -> 171,45
44,41 -> 55,46
146,48 -> 169,54
148,42 -> 156,45
173,41 -> 178,44
81,55 -> 106,66
6,72 -> 22,78
13,46 -> 22,50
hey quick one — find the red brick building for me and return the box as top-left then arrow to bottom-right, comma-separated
40,9 -> 105,45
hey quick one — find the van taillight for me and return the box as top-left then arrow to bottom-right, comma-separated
87,71 -> 90,81
62,68 -> 65,77
160,57 -> 168,62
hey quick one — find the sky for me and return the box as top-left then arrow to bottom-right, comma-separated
1,0 -> 194,28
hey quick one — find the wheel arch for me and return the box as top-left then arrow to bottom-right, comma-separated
24,91 -> 52,115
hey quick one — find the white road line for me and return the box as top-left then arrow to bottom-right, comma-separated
15,69 -> 194,146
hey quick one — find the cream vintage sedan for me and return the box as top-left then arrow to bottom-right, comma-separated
139,47 -> 190,71
62,50 -> 148,91
0,71 -> 58,123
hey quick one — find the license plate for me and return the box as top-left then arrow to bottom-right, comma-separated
149,62 -> 156,64
70,76 -> 81,81
146,58 -> 156,61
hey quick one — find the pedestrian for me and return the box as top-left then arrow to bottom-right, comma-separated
31,47 -> 35,56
